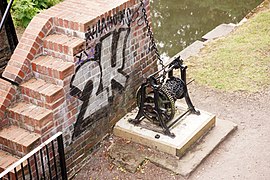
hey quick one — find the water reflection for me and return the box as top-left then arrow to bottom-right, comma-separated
151,0 -> 263,59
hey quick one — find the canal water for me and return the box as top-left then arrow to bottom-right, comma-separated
151,0 -> 263,59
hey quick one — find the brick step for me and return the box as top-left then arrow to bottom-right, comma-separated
8,102 -> 53,134
32,55 -> 75,83
0,150 -> 27,179
0,126 -> 40,157
49,0 -> 133,35
21,78 -> 64,110
43,34 -> 85,62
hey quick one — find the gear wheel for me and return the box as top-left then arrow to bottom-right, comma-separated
163,76 -> 185,100
136,86 -> 175,124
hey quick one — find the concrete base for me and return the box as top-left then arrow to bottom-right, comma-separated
113,102 -> 216,157
149,119 -> 237,177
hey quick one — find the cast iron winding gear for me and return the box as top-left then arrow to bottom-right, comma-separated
129,0 -> 200,138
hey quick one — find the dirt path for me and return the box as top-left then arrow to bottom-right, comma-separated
73,84 -> 270,180
188,84 -> 270,180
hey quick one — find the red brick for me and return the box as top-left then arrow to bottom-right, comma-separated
2,65 -> 24,83
0,78 -> 11,86
53,41 -> 58,52
19,37 -> 37,48
42,19 -> 53,35
32,56 -> 74,80
59,64 -> 75,80
0,110 -> 4,119
38,30 -> 45,39
58,18 -> 64,27
5,92 -> 13,101
70,21 -> 75,30
40,121 -> 54,135
8,102 -> 53,132
21,78 -> 65,109
17,43 -> 33,53
64,19 -> 69,28
11,48 -> 31,64
14,47 -> 34,60
45,97 -> 65,110
21,78 -> 46,100
0,126 -> 40,154
0,99 -> 6,111
17,69 -> 25,79
44,34 -> 85,56
35,12 -> 52,20
9,55 -> 30,68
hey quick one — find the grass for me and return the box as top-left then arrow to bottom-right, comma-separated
187,9 -> 270,93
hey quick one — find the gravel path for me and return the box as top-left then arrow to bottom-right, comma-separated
188,84 -> 270,180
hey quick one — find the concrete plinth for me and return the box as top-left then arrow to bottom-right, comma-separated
113,102 -> 216,157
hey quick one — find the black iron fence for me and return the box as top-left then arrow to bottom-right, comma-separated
0,0 -> 18,77
0,0 -> 18,50
0,132 -> 68,180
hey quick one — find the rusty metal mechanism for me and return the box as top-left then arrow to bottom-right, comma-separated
129,57 -> 200,137
128,0 -> 200,138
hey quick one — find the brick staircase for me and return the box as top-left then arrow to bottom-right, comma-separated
0,11 -> 85,175
0,150 -> 27,179
0,0 -> 142,176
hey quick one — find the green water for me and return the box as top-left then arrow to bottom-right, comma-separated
151,0 -> 263,59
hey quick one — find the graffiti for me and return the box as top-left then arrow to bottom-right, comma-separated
69,2 -> 150,140
70,28 -> 130,140
85,4 -> 145,41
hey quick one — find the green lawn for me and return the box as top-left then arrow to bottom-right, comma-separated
188,9 -> 270,93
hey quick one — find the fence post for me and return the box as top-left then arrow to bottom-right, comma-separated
57,134 -> 68,180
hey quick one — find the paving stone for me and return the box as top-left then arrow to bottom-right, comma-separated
202,23 -> 236,40
174,40 -> 205,61
108,142 -> 146,173
148,119 -> 237,177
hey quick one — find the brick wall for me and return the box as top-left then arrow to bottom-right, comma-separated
0,0 -> 157,177
0,79 -> 16,128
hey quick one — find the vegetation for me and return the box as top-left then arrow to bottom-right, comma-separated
9,0 -> 62,28
188,9 -> 270,93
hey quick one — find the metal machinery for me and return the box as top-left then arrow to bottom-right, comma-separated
129,0 -> 200,138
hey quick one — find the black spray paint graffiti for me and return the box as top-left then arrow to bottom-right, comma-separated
85,9 -> 132,41
70,3 -> 149,140
85,4 -> 145,42
70,28 -> 130,140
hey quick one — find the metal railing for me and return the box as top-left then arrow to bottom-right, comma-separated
0,0 -> 18,79
0,0 -> 18,52
0,132 -> 68,180
0,0 -> 13,32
